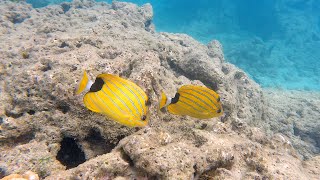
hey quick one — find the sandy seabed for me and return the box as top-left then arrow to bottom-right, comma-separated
0,0 -> 319,179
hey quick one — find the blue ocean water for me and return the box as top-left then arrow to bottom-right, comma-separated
26,0 -> 320,91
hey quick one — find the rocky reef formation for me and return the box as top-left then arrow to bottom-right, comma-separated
0,0 -> 319,179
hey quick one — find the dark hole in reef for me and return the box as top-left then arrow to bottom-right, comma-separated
10,14 -> 29,24
56,137 -> 86,169
27,110 -> 36,115
76,43 -> 82,48
145,19 -> 151,28
0,167 -> 5,179
84,129 -> 114,156
70,65 -> 77,72
41,62 -> 52,72
57,102 -> 70,114
220,111 -> 230,123
61,3 -> 71,13
59,42 -> 69,48
0,117 -> 3,124
145,98 -> 151,107
200,123 -> 207,130
193,164 -> 198,179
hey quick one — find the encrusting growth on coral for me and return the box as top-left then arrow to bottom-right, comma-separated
0,0 -> 319,179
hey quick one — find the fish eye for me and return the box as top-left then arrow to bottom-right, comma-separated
142,115 -> 147,121
217,97 -> 220,102
217,109 -> 221,113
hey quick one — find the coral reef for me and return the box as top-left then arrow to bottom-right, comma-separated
262,89 -> 320,158
0,0 -> 319,179
2,171 -> 39,180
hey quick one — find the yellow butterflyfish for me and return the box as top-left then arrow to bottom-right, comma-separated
159,85 -> 223,119
77,71 -> 149,127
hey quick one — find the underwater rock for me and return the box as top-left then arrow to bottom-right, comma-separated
262,89 -> 320,158
0,0 -> 319,179
1,171 -> 39,180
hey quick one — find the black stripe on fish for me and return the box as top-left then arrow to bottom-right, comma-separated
181,91 -> 211,110
184,88 -> 218,110
171,93 -> 180,104
177,99 -> 201,113
106,79 -> 141,117
121,82 -> 145,115
104,80 -> 140,120
179,95 -> 207,111
90,78 -> 104,92
101,87 -> 124,112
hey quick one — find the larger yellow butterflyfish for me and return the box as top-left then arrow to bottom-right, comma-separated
159,85 -> 223,119
76,71 -> 149,127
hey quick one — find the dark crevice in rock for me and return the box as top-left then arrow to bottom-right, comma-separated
166,56 -> 219,91
120,148 -> 134,167
0,167 -> 5,179
59,42 -> 69,48
16,132 -> 34,144
7,13 -> 30,24
119,148 -> 158,179
166,57 -> 185,77
57,102 -> 70,114
5,110 -> 23,119
178,40 -> 188,47
193,164 -> 198,179
61,3 -> 71,13
41,62 -> 52,72
27,110 -> 36,115
119,62 -> 134,78
293,124 -> 300,136
56,137 -> 86,169
144,19 -> 152,31
315,137 -> 320,150
84,129 -> 113,155
4,132 -> 35,145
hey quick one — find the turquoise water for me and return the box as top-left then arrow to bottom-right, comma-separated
27,0 -> 320,91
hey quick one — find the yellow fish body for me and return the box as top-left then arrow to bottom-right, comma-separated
77,72 -> 149,127
159,85 -> 223,119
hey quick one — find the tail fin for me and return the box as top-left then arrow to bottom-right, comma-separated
76,71 -> 92,95
159,92 -> 168,110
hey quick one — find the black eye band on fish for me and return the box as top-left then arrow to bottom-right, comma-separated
142,115 -> 147,121
89,78 -> 104,92
171,93 -> 180,104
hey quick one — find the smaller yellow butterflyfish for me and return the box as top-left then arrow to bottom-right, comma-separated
159,85 -> 223,119
77,71 -> 149,127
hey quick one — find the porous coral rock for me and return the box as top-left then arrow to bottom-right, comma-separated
1,171 -> 39,180
0,0 -> 319,179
